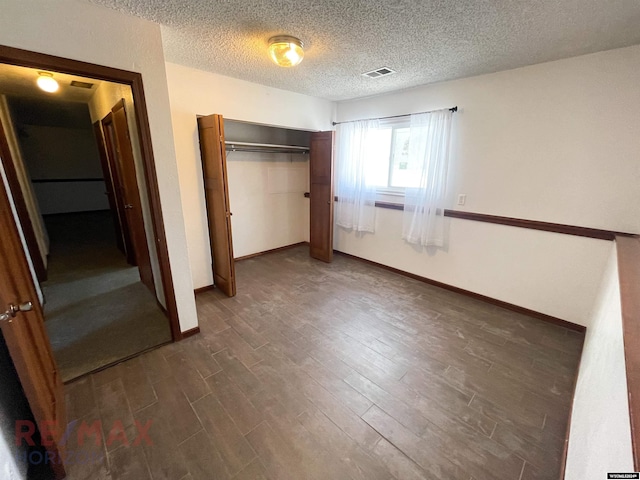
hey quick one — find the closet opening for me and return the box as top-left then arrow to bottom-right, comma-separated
196,115 -> 334,296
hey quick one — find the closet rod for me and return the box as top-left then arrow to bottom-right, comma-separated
224,140 -> 309,151
226,148 -> 309,154
332,106 -> 458,126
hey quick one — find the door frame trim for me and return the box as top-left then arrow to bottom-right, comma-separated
0,44 -> 182,341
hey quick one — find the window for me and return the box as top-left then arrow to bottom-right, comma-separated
335,108 -> 453,245
366,123 -> 421,191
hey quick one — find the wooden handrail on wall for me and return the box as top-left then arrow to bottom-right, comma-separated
31,178 -> 104,183
306,192 -> 633,241
443,210 -> 631,241
307,190 -> 633,241
616,235 -> 640,470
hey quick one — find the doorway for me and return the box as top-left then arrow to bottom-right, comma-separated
0,49 -> 179,382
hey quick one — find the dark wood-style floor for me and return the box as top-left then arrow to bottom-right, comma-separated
64,246 -> 583,480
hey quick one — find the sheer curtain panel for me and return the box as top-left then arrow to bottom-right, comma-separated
335,119 -> 379,232
402,109 -> 453,247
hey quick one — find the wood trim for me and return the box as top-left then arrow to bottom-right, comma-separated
444,210 -> 631,241
332,196 -> 630,241
130,69 -> 181,342
42,209 -> 111,217
235,242 -> 308,262
180,326 -> 201,340
616,235 -> 640,470
31,178 -> 104,183
335,250 -> 586,332
0,45 -> 182,342
0,45 -> 143,84
194,284 -> 215,295
375,201 -> 404,211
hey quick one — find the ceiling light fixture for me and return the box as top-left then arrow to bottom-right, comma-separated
36,72 -> 59,93
268,35 -> 304,67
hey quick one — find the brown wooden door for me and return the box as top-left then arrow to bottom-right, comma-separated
197,114 -> 236,297
0,169 -> 67,479
102,114 -> 136,265
309,131 -> 335,263
93,121 -> 126,256
104,100 -> 155,294
0,107 -> 47,281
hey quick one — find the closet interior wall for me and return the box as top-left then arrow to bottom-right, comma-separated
222,120 -> 312,259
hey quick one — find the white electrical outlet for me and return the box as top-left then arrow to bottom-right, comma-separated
457,194 -> 467,206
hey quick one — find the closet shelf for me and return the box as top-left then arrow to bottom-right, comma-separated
224,140 -> 309,154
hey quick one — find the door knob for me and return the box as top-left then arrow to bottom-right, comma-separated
124,204 -> 133,209
0,302 -> 33,324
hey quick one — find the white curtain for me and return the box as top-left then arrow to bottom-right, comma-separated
402,109 -> 453,247
335,119 -> 379,232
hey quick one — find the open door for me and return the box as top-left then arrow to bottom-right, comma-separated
309,131 -> 335,263
102,100 -> 155,294
197,114 -> 236,297
0,164 -> 66,479
93,120 -> 126,256
102,113 -> 136,265
0,104 -> 47,282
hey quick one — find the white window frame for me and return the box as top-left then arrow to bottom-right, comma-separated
372,118 -> 411,201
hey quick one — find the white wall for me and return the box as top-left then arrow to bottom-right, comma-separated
336,209 -> 611,324
227,152 -> 309,258
338,45 -> 640,233
0,0 -> 197,331
334,45 -> 640,324
565,242 -> 633,478
33,181 -> 108,214
19,125 -> 108,214
88,81 -> 165,306
165,62 -> 334,289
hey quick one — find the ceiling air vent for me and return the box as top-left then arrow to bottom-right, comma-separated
362,67 -> 396,79
69,80 -> 94,89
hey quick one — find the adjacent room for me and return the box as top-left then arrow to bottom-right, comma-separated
0,1 -> 639,480
0,64 -> 173,382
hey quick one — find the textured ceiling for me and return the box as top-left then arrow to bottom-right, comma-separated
0,63 -> 101,103
88,0 -> 640,101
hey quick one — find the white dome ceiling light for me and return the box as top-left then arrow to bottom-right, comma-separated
36,72 -> 59,93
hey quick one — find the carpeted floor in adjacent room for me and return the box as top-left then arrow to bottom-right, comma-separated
42,210 -> 172,382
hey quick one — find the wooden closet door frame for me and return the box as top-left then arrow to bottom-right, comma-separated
0,45 -> 182,341
309,131 -> 335,263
